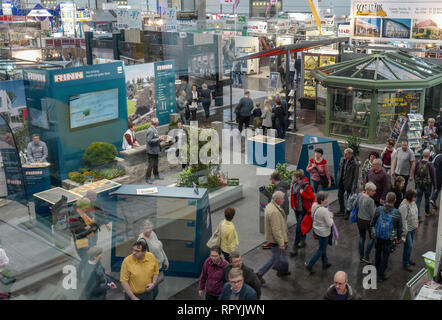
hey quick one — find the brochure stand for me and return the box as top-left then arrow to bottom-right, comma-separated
407,113 -> 424,156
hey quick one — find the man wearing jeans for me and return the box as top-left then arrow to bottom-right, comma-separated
256,192 -> 289,284
399,189 -> 419,272
337,148 -> 359,218
370,193 -> 403,283
145,118 -> 164,183
391,140 -> 416,192
414,149 -> 437,221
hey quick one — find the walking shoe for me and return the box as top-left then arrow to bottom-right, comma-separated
305,263 -> 315,274
403,265 -> 414,272
409,260 -> 416,266
298,240 -> 306,248
418,217 -> 425,223
322,263 -> 332,269
425,212 -> 431,217
262,242 -> 272,249
290,248 -> 298,257
256,273 -> 266,284
344,212 -> 349,220
430,199 -> 437,209
145,178 -> 152,184
361,257 -> 373,264
360,257 -> 365,263
276,271 -> 291,277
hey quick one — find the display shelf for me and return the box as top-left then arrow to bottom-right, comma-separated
407,113 -> 424,155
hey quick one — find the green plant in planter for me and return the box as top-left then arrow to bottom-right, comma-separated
266,184 -> 275,193
83,142 -> 117,167
345,136 -> 361,158
176,168 -> 198,187
275,163 -> 295,184
68,171 -> 87,184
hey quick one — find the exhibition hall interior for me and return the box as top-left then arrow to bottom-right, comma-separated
0,0 -> 442,303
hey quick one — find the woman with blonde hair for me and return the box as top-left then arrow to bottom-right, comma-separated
138,219 -> 169,299
261,99 -> 273,135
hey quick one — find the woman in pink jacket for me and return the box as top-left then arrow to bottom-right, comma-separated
198,246 -> 229,300
307,148 -> 331,193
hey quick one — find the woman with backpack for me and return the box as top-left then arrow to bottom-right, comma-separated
307,148 -> 331,193
357,182 -> 377,264
305,192 -> 333,274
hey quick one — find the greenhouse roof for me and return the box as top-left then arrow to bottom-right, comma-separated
312,51 -> 442,90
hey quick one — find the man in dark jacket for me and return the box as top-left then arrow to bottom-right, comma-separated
271,172 -> 290,218
337,148 -> 359,218
365,158 -> 390,207
370,192 -> 403,283
219,268 -> 258,300
430,152 -> 442,211
236,91 -> 254,132
323,271 -> 361,300
415,149 -> 437,220
223,252 -> 261,298
145,117 -> 164,183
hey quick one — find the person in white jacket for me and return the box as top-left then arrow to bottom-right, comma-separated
305,192 -> 334,274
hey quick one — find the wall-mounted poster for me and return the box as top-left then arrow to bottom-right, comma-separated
354,18 -> 381,37
412,19 -> 442,40
382,18 -> 411,39
124,63 -> 155,120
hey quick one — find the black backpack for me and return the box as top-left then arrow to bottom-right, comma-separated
415,161 -> 431,186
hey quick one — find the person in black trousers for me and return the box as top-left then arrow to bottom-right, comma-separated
236,91 -> 254,133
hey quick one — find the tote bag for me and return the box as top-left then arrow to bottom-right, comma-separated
272,248 -> 289,273
206,221 -> 223,248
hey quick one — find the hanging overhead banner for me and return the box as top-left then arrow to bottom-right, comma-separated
247,21 -> 268,33
350,0 -> 442,42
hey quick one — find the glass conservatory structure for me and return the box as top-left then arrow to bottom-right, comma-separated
312,51 -> 442,143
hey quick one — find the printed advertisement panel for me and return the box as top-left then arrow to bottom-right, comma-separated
154,60 -> 176,126
351,0 -> 442,41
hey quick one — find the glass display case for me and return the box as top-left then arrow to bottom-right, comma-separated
111,185 -> 212,278
303,52 -> 336,99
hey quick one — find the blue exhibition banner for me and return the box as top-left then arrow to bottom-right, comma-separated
154,60 -> 176,126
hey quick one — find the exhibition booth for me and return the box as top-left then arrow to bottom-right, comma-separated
311,51 -> 442,143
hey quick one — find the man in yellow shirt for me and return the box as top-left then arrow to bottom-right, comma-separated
120,239 -> 159,300
220,207 -> 239,263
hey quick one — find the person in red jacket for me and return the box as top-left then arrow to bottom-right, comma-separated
198,246 -> 229,300
290,169 -> 315,256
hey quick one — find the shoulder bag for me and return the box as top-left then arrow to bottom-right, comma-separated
206,221 -> 223,248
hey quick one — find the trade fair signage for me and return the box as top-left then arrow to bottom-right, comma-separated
76,10 -> 91,22
338,24 -> 351,36
154,60 -> 176,126
350,0 -> 442,42
116,9 -> 142,30
164,8 -> 178,32
2,2 -> 13,16
247,21 -> 268,33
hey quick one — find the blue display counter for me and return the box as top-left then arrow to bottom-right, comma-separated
247,135 -> 286,169
110,185 -> 212,278
23,162 -> 51,199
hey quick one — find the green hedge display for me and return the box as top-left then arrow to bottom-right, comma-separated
83,142 -> 117,167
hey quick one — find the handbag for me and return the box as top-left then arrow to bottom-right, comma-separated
313,166 -> 332,188
271,248 -> 289,273
301,206 -> 318,235
206,221 -> 222,248
349,194 -> 361,224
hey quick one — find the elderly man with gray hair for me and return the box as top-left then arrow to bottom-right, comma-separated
324,271 -> 361,300
256,191 -> 290,284
145,117 -> 164,183
364,158 -> 390,207
337,148 -> 359,218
